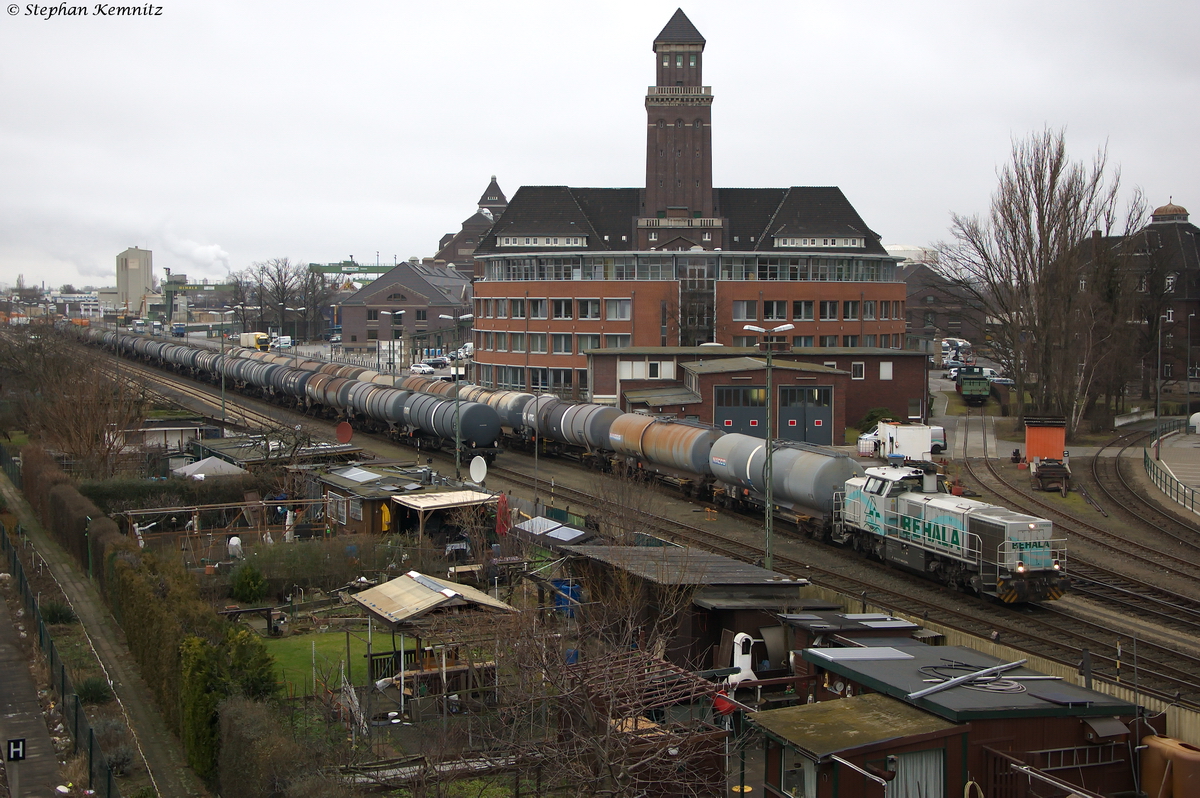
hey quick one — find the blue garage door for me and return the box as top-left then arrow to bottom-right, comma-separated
779,386 -> 833,445
714,386 -> 767,437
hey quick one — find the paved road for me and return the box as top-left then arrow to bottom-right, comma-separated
0,475 -> 209,798
0,579 -> 61,797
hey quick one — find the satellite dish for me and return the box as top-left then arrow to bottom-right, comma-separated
336,421 -> 353,444
469,456 -> 487,484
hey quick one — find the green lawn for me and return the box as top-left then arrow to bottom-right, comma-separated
264,628 -> 404,694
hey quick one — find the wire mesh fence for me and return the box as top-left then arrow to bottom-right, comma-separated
1,520 -> 125,797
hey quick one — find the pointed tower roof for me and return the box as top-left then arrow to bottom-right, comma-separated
478,175 -> 507,209
654,8 -> 704,45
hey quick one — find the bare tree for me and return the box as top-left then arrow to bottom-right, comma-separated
0,329 -> 145,478
936,128 -> 1145,436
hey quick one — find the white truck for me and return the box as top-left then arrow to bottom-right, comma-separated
857,421 -> 946,460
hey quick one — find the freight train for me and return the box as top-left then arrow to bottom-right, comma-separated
88,330 -> 1068,602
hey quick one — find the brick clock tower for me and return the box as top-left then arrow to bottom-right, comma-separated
638,8 -> 722,251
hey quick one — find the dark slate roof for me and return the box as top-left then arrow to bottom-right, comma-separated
476,186 -> 889,258
342,261 -> 470,308
478,175 -> 507,209
480,186 -> 597,240
655,9 -> 704,45
716,188 -> 788,248
572,188 -> 642,248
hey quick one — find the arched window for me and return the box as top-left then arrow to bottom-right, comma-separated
676,119 -> 684,128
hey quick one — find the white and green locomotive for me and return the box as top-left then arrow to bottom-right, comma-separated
839,464 -> 1068,603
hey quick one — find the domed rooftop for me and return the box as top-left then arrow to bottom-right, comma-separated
1151,198 -> 1189,222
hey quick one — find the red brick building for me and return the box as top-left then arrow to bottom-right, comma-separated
586,346 -> 928,442
468,10 -> 906,399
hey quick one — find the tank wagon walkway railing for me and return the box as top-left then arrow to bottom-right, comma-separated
1145,418 -> 1200,516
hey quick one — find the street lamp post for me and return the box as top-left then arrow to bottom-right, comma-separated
742,322 -> 794,571
440,311 -> 474,481
1157,314 -> 1169,460
219,308 -> 238,425
285,307 -> 305,367
1189,313 -> 1196,425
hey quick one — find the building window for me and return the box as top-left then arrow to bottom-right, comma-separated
577,334 -> 601,351
552,299 -> 573,319
606,299 -> 631,320
923,311 -> 935,328
732,300 -> 757,321
863,300 -> 876,320
689,54 -> 696,67
702,231 -> 711,241
1167,274 -> 1178,292
510,332 -> 525,352
605,334 -> 631,348
1138,276 -> 1148,292
649,232 -> 658,241
793,335 -> 814,347
350,335 -> 357,342
1165,363 -> 1174,378
819,335 -> 839,347
483,332 -> 494,350
416,310 -> 427,321
732,336 -> 757,348
367,330 -> 377,340
764,300 -> 786,321
529,299 -> 547,319
648,362 -> 660,378
793,300 -> 814,321
1166,308 -> 1175,323
864,334 -> 876,347
496,300 -> 508,319
843,301 -> 860,321
578,299 -> 601,319
676,54 -> 683,67
511,299 -> 526,319
1079,277 -> 1087,293
819,301 -> 838,321
552,333 -> 573,354
843,335 -> 859,347
851,362 -> 865,380
529,333 -> 547,354
880,361 -> 893,380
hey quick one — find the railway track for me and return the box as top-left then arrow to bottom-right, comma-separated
97,345 -> 1200,705
1087,427 -> 1200,554
489,460 -> 1200,704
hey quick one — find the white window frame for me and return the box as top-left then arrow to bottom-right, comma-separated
851,361 -> 865,380
605,299 -> 631,321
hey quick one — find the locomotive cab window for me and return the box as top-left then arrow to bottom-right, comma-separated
864,477 -> 886,495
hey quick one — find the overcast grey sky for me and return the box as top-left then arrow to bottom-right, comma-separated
2,0 -> 1196,290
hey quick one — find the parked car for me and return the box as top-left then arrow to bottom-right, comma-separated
329,334 -> 341,344
991,377 -> 1015,387
945,368 -> 959,381
943,360 -> 965,377
423,356 -> 451,369
409,363 -> 435,375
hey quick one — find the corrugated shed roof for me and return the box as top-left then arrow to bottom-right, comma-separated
351,570 -> 515,626
560,545 -> 804,587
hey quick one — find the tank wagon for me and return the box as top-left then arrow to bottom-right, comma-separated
91,330 -> 502,459
87,329 -> 1067,603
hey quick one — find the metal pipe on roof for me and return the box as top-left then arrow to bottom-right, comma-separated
829,755 -> 888,787
907,658 -> 1027,701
